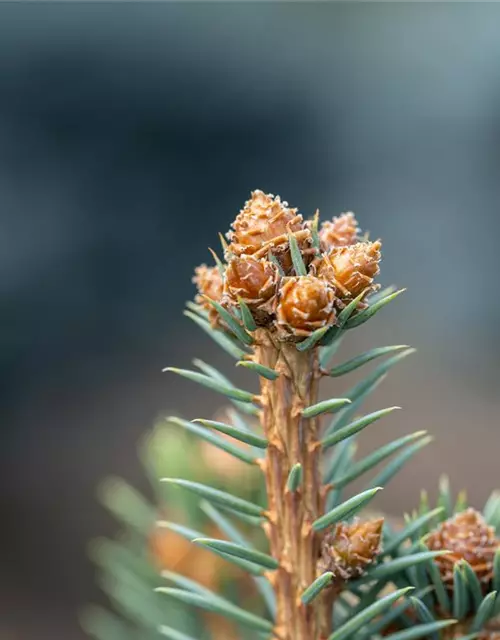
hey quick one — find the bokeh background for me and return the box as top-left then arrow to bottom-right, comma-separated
1,3 -> 500,639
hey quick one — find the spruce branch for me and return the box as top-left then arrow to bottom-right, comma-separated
175,190 -> 414,640
87,189 -> 500,640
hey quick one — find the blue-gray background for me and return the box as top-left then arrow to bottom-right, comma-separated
1,3 -> 499,639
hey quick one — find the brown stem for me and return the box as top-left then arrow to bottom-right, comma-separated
255,328 -> 331,640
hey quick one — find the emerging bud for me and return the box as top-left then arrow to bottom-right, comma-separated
320,212 -> 360,250
317,240 -> 381,299
425,508 -> 500,587
276,275 -> 336,336
193,264 -> 224,326
318,518 -> 384,580
224,255 -> 279,313
227,190 -> 309,267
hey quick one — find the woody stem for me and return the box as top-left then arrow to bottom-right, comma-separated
255,329 -> 331,640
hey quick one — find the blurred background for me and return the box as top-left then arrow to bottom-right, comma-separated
1,3 -> 500,639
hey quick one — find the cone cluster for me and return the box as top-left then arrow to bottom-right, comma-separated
193,190 -> 382,338
426,508 -> 500,588
318,518 -> 384,581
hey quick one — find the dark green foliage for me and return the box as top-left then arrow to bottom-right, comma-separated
192,418 -> 268,449
296,326 -> 330,351
286,463 -> 303,492
312,488 -> 383,532
301,572 -> 334,605
183,310 -> 248,360
237,360 -> 279,380
346,289 -> 406,329
156,588 -> 274,634
302,397 -> 351,419
167,417 -> 258,465
164,367 -> 255,403
288,233 -> 307,276
328,587 -> 414,640
160,479 -> 264,517
321,407 -> 400,450
327,345 -> 410,377
238,299 -> 258,332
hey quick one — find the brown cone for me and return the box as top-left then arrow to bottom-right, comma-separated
318,518 -> 384,580
227,190 -> 310,268
317,240 -> 381,299
223,255 -> 279,314
319,212 -> 360,250
276,275 -> 336,336
425,508 -> 500,587
193,264 -> 224,326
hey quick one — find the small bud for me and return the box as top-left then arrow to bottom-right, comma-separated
425,508 -> 500,587
224,255 -> 279,313
318,518 -> 384,580
227,190 -> 309,270
276,275 -> 336,336
317,240 -> 381,299
319,212 -> 360,250
193,264 -> 224,326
